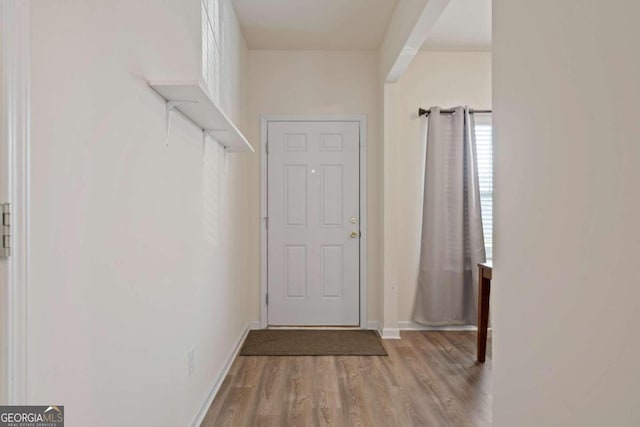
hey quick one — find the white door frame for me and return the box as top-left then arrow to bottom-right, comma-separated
260,115 -> 368,328
1,0 -> 31,404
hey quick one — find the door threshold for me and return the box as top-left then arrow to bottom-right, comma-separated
267,325 -> 361,330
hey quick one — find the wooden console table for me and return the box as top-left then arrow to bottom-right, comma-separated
477,262 -> 492,363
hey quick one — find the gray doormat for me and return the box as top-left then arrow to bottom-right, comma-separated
239,329 -> 388,356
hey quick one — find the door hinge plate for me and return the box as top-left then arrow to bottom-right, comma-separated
1,203 -> 10,257
266,293 -> 268,305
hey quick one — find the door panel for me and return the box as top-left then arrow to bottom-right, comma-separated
284,165 -> 307,227
285,245 -> 307,299
320,165 -> 343,227
320,245 -> 343,298
267,121 -> 360,326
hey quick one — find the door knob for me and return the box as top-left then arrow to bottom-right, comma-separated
350,231 -> 358,239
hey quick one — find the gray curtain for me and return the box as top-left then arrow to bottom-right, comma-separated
413,106 -> 486,326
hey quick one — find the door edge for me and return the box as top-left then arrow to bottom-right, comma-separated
1,0 -> 31,404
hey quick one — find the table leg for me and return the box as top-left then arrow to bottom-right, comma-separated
477,272 -> 491,363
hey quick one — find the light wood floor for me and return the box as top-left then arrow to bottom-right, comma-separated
201,331 -> 491,427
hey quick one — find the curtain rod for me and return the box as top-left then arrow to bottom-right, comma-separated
418,107 -> 492,117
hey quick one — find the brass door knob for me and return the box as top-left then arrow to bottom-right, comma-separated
350,231 -> 358,239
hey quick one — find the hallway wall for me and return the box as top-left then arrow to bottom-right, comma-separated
493,0 -> 640,424
28,0 -> 252,425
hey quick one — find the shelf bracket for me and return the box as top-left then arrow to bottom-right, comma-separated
204,129 -> 231,153
165,100 -> 198,147
202,130 -> 206,162
167,100 -> 198,110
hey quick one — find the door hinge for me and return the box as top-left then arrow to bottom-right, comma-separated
266,293 -> 269,305
2,203 -> 10,257
265,140 -> 269,154
265,216 -> 269,230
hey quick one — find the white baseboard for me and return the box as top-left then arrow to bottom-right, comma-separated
190,323 -> 251,427
398,321 -> 478,331
366,321 -> 479,338
248,320 -> 261,330
381,328 -> 401,339
366,320 -> 381,335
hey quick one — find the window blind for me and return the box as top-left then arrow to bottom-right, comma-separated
474,116 -> 493,260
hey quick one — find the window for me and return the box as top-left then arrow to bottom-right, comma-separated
475,115 -> 493,260
202,0 -> 222,103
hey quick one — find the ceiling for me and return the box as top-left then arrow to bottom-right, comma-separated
231,0 -> 491,52
421,0 -> 492,51
231,0 -> 399,50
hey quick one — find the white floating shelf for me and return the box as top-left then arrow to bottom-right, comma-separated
149,81 -> 254,152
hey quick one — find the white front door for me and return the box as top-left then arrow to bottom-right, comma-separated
267,120 -> 360,326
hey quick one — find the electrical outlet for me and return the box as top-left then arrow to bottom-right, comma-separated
188,348 -> 195,376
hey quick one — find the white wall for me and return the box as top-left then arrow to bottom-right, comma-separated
246,50 -> 382,324
29,0 -> 251,425
494,0 -> 640,425
390,51 -> 492,323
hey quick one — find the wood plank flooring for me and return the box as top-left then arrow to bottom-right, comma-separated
201,331 -> 491,427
